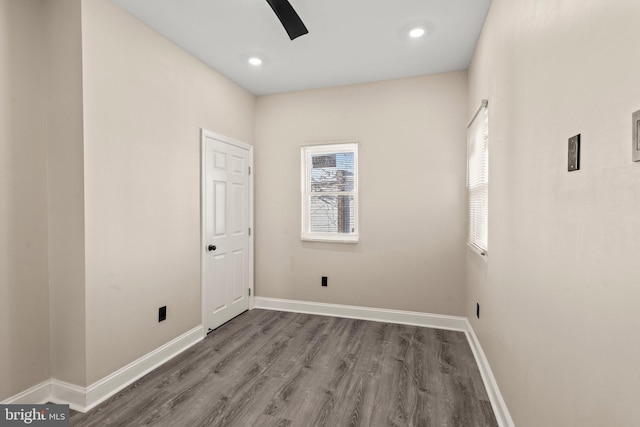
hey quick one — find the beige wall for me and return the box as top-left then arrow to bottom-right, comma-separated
467,0 -> 640,425
0,0 -> 51,401
44,0 -> 86,387
255,73 -> 468,316
10,3 -> 640,423
81,0 -> 255,384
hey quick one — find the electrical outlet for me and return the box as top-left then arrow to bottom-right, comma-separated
159,306 -> 167,322
321,276 -> 328,287
476,303 -> 480,319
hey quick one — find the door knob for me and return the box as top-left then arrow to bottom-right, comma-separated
208,245 -> 216,251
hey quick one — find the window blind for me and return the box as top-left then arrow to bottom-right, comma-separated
301,143 -> 359,242
467,102 -> 488,254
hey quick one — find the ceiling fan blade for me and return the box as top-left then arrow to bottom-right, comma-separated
265,0 -> 309,40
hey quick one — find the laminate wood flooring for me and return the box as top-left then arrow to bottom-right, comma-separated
70,309 -> 498,427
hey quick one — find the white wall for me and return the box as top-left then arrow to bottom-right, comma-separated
467,0 -> 640,425
0,0 -> 51,400
81,0 -> 255,384
44,0 -> 86,387
255,72 -> 468,316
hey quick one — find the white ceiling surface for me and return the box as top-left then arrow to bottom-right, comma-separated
111,0 -> 492,96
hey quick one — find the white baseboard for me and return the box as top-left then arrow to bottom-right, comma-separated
465,320 -> 515,427
1,380 -> 51,405
49,380 -> 85,412
254,296 -> 468,331
2,325 -> 204,413
82,325 -> 204,412
254,297 -> 513,427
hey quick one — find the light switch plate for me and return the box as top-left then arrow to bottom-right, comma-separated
568,134 -> 580,171
633,110 -> 640,162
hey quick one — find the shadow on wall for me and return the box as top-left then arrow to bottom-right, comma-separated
0,0 -> 50,399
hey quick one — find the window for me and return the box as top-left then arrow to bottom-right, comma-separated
301,142 -> 358,243
467,101 -> 488,255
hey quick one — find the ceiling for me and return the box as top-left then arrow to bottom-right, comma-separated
110,0 -> 492,96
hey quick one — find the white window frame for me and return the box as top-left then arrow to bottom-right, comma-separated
467,100 -> 489,257
301,142 -> 359,243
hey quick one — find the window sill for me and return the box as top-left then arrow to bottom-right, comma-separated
467,243 -> 488,260
301,234 -> 359,244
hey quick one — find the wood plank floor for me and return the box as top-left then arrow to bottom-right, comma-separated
70,309 -> 498,426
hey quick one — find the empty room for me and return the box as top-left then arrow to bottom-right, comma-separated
1,0 -> 639,426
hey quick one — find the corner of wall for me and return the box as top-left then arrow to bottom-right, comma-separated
43,0 -> 87,388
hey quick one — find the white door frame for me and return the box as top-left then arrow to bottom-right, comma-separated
200,128 -> 254,336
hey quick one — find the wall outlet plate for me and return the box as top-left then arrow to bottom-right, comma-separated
159,306 -> 167,322
633,110 -> 640,162
568,134 -> 580,171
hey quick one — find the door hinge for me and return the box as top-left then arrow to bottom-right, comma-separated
248,166 -> 251,175
249,288 -> 251,296
249,227 -> 251,236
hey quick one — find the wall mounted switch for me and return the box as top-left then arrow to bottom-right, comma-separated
568,134 -> 580,171
633,110 -> 640,162
159,306 -> 167,322
321,276 -> 328,287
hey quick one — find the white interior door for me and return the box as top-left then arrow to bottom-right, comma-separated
202,130 -> 252,332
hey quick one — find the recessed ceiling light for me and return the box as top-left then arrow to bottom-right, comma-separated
248,56 -> 263,66
401,22 -> 435,40
242,53 -> 269,67
408,27 -> 426,38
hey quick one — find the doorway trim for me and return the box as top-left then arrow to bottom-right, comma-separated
200,128 -> 254,336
